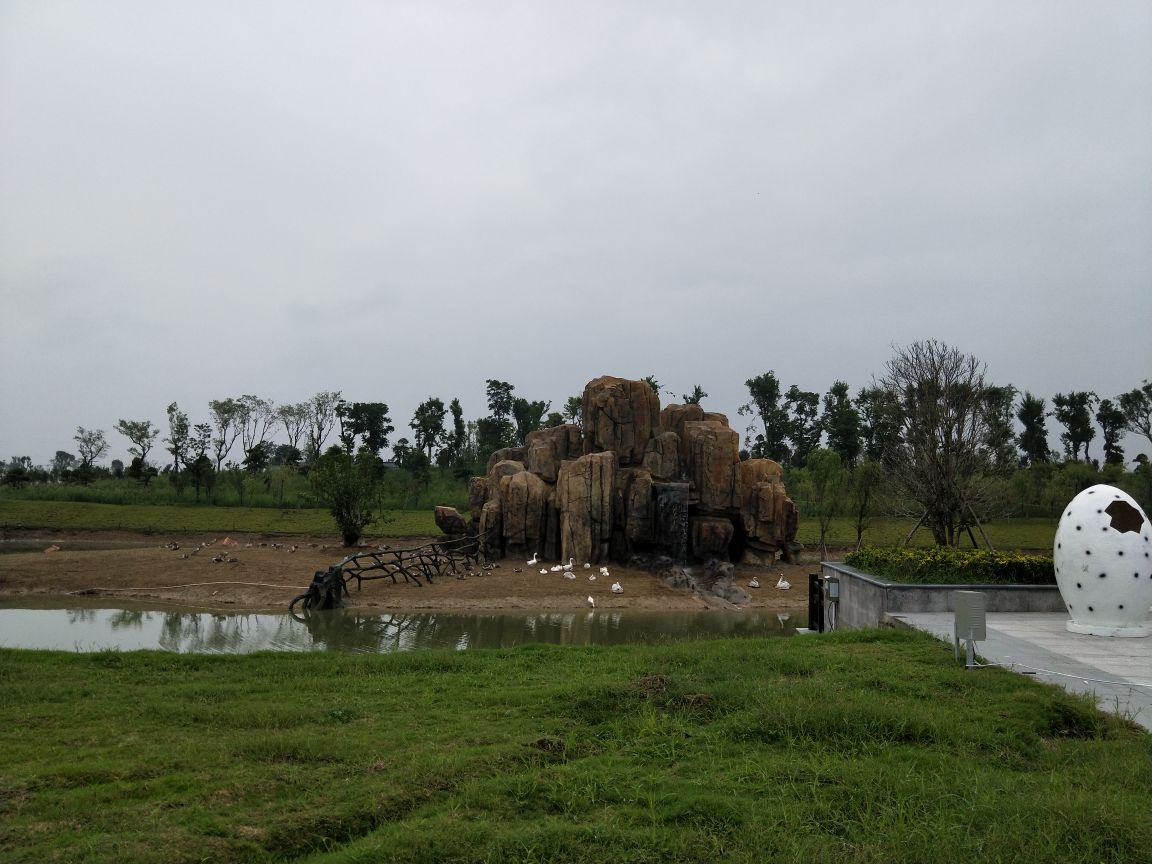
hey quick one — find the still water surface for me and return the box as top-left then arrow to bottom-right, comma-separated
0,601 -> 801,653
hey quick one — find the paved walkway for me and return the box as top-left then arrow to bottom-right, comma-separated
889,612 -> 1152,732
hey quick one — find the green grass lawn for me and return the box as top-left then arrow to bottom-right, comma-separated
0,500 -> 1057,552
0,499 -> 437,538
1,630 -> 1147,864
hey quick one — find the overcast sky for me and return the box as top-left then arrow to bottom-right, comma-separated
1,0 -> 1149,468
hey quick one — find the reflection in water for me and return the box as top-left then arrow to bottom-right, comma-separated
0,605 -> 804,654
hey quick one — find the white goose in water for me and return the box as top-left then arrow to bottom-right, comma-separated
562,557 -> 575,573
611,581 -> 624,594
775,575 -> 791,590
599,566 -> 611,578
587,595 -> 595,608
748,577 -> 760,589
540,568 -> 549,575
527,552 -> 539,565
564,571 -> 577,580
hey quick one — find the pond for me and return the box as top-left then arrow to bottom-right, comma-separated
0,601 -> 803,653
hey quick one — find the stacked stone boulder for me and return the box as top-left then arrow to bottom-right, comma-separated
434,375 -> 798,565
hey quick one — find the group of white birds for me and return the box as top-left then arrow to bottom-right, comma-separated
747,575 -> 791,590
527,553 -> 622,607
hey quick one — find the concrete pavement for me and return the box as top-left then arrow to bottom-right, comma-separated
889,612 -> 1152,732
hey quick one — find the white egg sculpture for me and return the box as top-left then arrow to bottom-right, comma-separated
1053,484 -> 1152,637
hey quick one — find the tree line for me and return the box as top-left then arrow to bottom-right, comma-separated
3,344 -> 1150,548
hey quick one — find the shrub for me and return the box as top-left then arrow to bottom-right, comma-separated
844,546 -> 1055,585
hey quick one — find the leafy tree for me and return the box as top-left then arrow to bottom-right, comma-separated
115,419 -> 158,468
855,385 -> 903,463
305,391 -> 343,462
50,450 -> 77,481
3,457 -> 31,488
276,402 -> 310,450
1118,381 -> 1152,448
127,456 -> 158,486
512,397 -> 550,443
802,448 -> 846,557
642,376 -> 665,397
187,423 -> 214,502
739,372 -> 790,463
1052,391 -> 1098,461
336,401 -> 394,456
237,395 -> 276,460
982,385 -> 1019,471
310,446 -> 383,546
784,385 -> 822,467
438,398 -> 467,469
562,395 -> 583,426
208,398 -> 243,470
681,385 -> 708,405
271,444 -> 303,467
410,397 -> 447,460
545,412 -> 565,427
164,402 -> 191,494
479,379 -> 517,453
847,459 -> 884,549
110,459 -> 124,479
821,381 -> 861,467
1095,399 -> 1127,466
242,441 -> 272,473
1015,392 -> 1051,466
73,427 -> 109,477
878,340 -> 1004,547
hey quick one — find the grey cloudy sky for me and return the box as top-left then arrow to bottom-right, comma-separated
1,0 -> 1149,467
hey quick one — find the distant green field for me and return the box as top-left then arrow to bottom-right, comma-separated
0,499 -> 437,538
0,500 -> 1057,551
795,516 -> 1057,553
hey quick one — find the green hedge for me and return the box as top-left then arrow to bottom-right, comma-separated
844,546 -> 1056,585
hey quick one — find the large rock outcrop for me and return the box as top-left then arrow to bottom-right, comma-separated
442,375 -> 798,565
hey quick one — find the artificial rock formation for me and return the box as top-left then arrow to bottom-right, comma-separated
436,375 -> 798,566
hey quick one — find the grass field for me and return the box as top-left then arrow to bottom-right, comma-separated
0,499 -> 1058,551
1,629 -> 1148,864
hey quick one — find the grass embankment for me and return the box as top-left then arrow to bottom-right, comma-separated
2,630 -> 1148,864
0,499 -> 1058,551
0,499 -> 436,538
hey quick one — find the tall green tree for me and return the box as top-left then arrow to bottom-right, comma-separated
562,395 -> 583,426
336,401 -> 394,456
982,385 -> 1019,471
164,403 -> 191,495
739,372 -> 790,463
855,385 -> 903,463
438,398 -> 467,468
1015,391 -> 1051,466
512,397 -> 550,443
305,391 -> 343,462
821,381 -> 862,467
208,398 -> 243,470
310,446 -> 383,546
878,340 -> 1003,547
115,419 -> 158,468
784,385 -> 822,468
1095,399 -> 1127,466
1052,391 -> 1097,461
1118,381 -> 1152,448
410,397 -> 447,460
478,379 -> 517,454
276,402 -> 310,451
73,426 -> 109,474
237,395 -> 276,462
802,448 -> 845,557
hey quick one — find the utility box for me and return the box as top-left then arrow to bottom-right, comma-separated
808,572 -> 825,633
953,590 -> 987,666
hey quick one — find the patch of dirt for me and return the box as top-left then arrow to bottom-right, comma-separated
0,529 -> 815,613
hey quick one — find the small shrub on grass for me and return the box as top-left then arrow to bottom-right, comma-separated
844,546 -> 1055,585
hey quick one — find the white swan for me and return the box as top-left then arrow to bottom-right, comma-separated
562,557 -> 575,572
588,574 -> 596,581
599,566 -> 610,578
776,576 -> 791,590
587,595 -> 595,608
584,562 -> 591,569
527,552 -> 539,565
564,572 -> 576,580
611,581 -> 623,594
748,578 -> 760,589
539,568 -> 548,575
